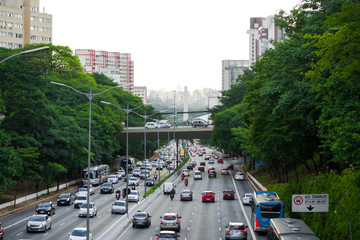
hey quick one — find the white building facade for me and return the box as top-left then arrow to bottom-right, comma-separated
222,60 -> 249,91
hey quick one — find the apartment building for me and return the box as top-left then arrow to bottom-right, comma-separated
133,86 -> 147,104
247,16 -> 283,66
75,49 -> 134,93
0,0 -> 52,48
221,60 -> 249,91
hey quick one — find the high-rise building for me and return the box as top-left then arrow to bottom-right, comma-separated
247,16 -> 283,66
0,0 -> 52,49
75,49 -> 134,93
133,86 -> 147,104
222,60 -> 249,91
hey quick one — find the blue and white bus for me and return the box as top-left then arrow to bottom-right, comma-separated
83,164 -> 110,186
251,191 -> 284,232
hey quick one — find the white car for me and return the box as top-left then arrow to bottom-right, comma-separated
235,172 -> 245,181
194,171 -> 202,180
181,169 -> 189,177
111,200 -> 127,214
78,202 -> 97,217
242,193 -> 253,205
128,190 -> 140,202
128,177 -> 139,186
132,169 -> 141,177
68,227 -> 93,240
26,214 -> 52,232
108,175 -> 118,184
115,170 -> 123,180
75,188 -> 88,196
74,194 -> 88,208
82,185 -> 95,195
145,122 -> 158,129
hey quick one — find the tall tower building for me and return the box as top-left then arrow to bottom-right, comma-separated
247,16 -> 283,66
222,60 -> 249,91
0,0 -> 52,49
75,49 -> 134,93
183,86 -> 188,122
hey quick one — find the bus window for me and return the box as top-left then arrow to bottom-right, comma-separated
260,203 -> 282,218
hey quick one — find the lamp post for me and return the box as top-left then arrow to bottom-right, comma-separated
51,82 -> 128,240
0,46 -> 50,64
100,101 -> 143,216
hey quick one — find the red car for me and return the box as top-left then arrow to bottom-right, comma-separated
202,191 -> 215,202
223,189 -> 235,200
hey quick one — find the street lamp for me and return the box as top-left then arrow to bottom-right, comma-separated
100,101 -> 143,215
51,82 -> 128,240
0,46 -> 50,64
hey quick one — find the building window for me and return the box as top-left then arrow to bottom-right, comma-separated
15,33 -> 23,38
30,35 -> 38,40
0,42 -> 6,47
30,7 -> 39,13
0,11 -> 6,16
45,18 -> 51,24
14,23 -> 22,29
8,32 -> 13,38
8,12 -> 13,17
8,43 -> 13,48
14,13 -> 23,18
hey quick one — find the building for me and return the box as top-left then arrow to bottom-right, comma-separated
247,16 -> 283,66
133,86 -> 147,104
75,49 -> 134,93
221,60 -> 249,91
0,0 -> 52,49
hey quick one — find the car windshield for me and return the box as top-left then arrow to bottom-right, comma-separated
224,190 -> 234,193
103,183 -> 111,187
245,194 -> 252,198
129,191 -> 138,195
80,203 -> 93,208
204,192 -> 214,195
159,233 -> 176,237
135,213 -> 147,218
229,224 -> 245,230
109,175 -> 116,178
146,178 -> 154,181
77,196 -> 86,200
114,201 -> 125,206
59,194 -> 69,198
182,190 -> 191,194
163,215 -> 177,220
29,215 -> 45,221
129,177 -> 137,181
38,202 -> 50,207
71,229 -> 86,237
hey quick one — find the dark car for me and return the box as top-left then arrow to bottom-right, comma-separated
186,164 -> 193,170
100,182 -> 114,194
208,170 -> 217,178
198,166 -> 205,172
225,222 -> 247,240
132,212 -> 152,228
218,158 -> 224,163
223,189 -> 235,200
200,161 -> 206,166
35,201 -> 55,215
156,230 -> 181,240
57,193 -> 75,206
228,164 -> 234,170
146,177 -> 155,186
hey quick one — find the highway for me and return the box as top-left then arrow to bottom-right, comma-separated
1,147 -> 266,240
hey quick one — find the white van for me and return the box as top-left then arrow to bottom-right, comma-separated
158,120 -> 171,128
163,182 -> 175,194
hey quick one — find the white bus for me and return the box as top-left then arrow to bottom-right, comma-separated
83,164 -> 110,186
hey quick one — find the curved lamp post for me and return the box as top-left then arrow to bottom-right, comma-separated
0,46 -> 50,64
51,82 -> 128,240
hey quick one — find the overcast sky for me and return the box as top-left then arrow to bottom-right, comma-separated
40,0 -> 301,92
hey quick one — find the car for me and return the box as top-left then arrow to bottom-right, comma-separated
128,177 -> 139,186
181,169 -> 189,177
180,189 -> 193,201
57,193 -> 75,206
146,177 -> 155,186
145,122 -> 159,129
192,119 -> 208,128
83,184 -> 95,195
224,222 -> 248,240
163,182 -> 175,194
108,174 -> 118,184
198,152 -> 203,156
218,158 -> 224,163
156,163 -> 164,170
74,194 -> 88,208
193,170 -> 202,180
35,201 -> 55,215
75,188 -> 88,196
208,167 -> 216,172
145,164 -> 152,171
228,163 -> 234,170
186,164 -> 193,170
100,182 -> 114,194
78,202 -> 97,217
208,158 -> 215,164
223,189 -> 235,200
200,161 -> 206,166
132,169 -> 141,177
158,120 -> 172,128
68,227 -> 93,240
128,190 -> 140,202
111,200 -> 127,214
204,154 -> 211,160
198,166 -> 205,172
160,213 -> 181,232
140,170 -> 150,179
136,161 -> 143,167
202,191 -> 215,202
118,169 -> 126,177
221,168 -> 230,175
132,212 -> 152,228
0,222 -> 3,239
208,170 -> 217,178
156,230 -> 181,239
114,170 -> 123,180
26,214 -> 52,232
235,172 -> 245,181
242,193 -> 253,205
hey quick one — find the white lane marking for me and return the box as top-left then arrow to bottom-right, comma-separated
16,232 -> 23,236
60,222 -> 65,226
4,215 -> 32,230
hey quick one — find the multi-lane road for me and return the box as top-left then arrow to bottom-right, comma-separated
1,147 -> 266,240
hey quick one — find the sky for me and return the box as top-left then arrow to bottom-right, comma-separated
40,0 -> 301,92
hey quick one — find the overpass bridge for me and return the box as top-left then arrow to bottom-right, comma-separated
118,126 -> 213,141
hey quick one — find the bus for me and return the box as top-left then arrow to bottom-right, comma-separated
251,191 -> 284,232
83,164 -> 110,186
267,218 -> 320,240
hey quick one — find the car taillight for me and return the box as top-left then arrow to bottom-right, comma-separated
227,229 -> 232,232
242,229 -> 247,232
145,218 -> 148,221
161,220 -> 163,224
232,193 -> 235,196
180,194 -> 183,197
132,218 -> 135,221
256,218 -> 259,228
176,220 -> 179,224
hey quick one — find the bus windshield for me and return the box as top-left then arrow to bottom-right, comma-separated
260,203 -> 282,218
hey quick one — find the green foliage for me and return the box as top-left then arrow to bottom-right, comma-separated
269,168 -> 360,239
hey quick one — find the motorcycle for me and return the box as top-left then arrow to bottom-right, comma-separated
170,193 -> 174,201
116,192 -> 121,200
154,173 -> 158,180
181,175 -> 184,181
184,178 -> 188,186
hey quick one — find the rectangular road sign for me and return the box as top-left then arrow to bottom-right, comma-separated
292,194 -> 329,212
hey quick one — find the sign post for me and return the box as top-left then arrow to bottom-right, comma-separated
292,194 -> 329,212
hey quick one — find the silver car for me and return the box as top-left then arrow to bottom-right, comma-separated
180,189 -> 193,201
224,222 -> 247,240
111,200 -> 127,214
68,227 -> 93,240
160,213 -> 181,232
26,214 -> 52,232
78,202 -> 97,217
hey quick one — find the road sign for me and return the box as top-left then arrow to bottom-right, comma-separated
292,194 -> 329,212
